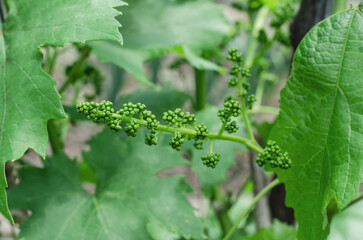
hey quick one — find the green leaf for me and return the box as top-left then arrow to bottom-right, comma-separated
329,199 -> 363,240
238,220 -> 297,240
191,106 -> 246,197
90,0 -> 230,84
8,130 -> 204,239
269,6 -> 363,240
0,0 -> 125,221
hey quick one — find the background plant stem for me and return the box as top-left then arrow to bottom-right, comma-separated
223,178 -> 281,240
194,68 -> 206,111
212,187 -> 233,236
59,47 -> 91,94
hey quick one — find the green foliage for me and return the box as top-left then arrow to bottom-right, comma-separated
0,0 -> 125,222
329,200 -> 363,240
90,0 -> 231,84
8,130 -> 204,239
269,6 -> 363,240
238,220 -> 297,240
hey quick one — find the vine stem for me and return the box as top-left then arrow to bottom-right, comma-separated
241,98 -> 254,140
223,178 -> 281,240
111,113 -> 264,153
236,6 -> 270,141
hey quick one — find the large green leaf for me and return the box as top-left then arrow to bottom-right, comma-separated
0,0 -> 125,221
90,0 -> 231,84
8,130 -> 204,239
269,5 -> 363,240
191,106 -> 245,197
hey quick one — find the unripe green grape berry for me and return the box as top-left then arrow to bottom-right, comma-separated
169,132 -> 185,151
256,140 -> 292,170
228,78 -> 238,87
247,95 -> 257,109
124,120 -> 139,137
201,153 -> 221,168
241,68 -> 251,78
195,123 -> 209,140
225,121 -> 239,133
145,128 -> 158,146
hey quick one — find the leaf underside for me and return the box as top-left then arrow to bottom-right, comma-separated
8,130 -> 204,239
269,7 -> 363,240
0,0 -> 125,222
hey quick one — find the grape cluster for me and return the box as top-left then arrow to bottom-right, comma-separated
77,101 -> 123,132
228,78 -> 238,87
271,2 -> 295,28
124,120 -> 140,137
142,110 -> 159,130
227,48 -> 243,80
241,68 -> 251,78
195,124 -> 209,140
145,129 -> 158,146
218,97 -> 242,123
193,124 -> 209,150
247,95 -> 257,109
162,108 -> 196,127
227,48 -> 243,63
117,102 -> 146,117
225,120 -> 239,133
201,153 -> 221,168
256,141 -> 292,170
170,132 -> 186,151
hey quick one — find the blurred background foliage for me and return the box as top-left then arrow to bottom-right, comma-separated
1,0 -> 362,239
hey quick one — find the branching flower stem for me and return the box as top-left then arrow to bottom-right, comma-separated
223,178 -> 282,240
111,113 -> 264,153
240,97 -> 255,141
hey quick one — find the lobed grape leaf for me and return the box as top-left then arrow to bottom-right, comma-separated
89,0 -> 231,85
191,106 -> 246,197
8,130 -> 204,239
0,0 -> 126,221
269,5 -> 363,240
